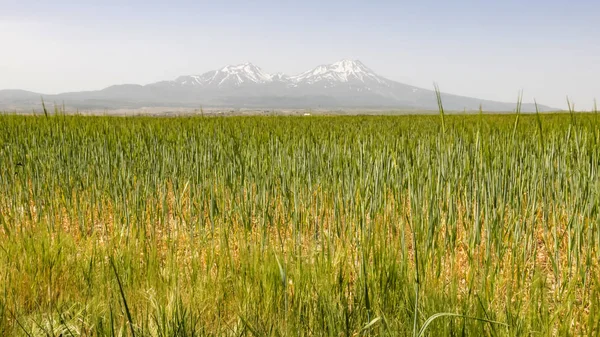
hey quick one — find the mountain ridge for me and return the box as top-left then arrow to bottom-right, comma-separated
0,60 -> 557,112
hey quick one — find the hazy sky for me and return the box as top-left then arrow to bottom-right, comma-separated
1,0 -> 598,109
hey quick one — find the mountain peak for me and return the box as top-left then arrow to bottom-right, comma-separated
171,62 -> 273,87
328,59 -> 372,76
221,62 -> 257,71
331,59 -> 366,69
289,59 -> 385,85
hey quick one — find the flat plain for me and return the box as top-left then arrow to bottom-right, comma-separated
0,113 -> 599,336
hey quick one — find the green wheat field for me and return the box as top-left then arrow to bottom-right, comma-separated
0,111 -> 599,336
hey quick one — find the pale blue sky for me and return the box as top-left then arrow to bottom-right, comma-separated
1,0 -> 598,109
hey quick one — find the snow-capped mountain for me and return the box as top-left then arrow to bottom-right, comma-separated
290,60 -> 388,86
170,62 -> 274,88
0,60 -> 556,112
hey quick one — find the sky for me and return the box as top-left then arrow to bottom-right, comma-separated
1,0 -> 598,110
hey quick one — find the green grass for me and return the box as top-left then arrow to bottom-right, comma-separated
0,113 -> 599,336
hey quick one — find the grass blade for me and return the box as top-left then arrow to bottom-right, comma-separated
417,313 -> 508,337
511,90 -> 523,139
534,99 -> 544,147
109,257 -> 136,337
433,83 -> 445,133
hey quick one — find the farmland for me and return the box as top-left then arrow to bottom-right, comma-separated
0,113 -> 599,336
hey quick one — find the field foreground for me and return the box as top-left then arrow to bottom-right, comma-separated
0,114 -> 599,336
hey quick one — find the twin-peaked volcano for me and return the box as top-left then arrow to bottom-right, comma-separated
159,60 -> 383,89
0,60 -> 555,111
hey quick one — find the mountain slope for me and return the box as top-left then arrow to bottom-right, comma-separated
0,60 -> 556,112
